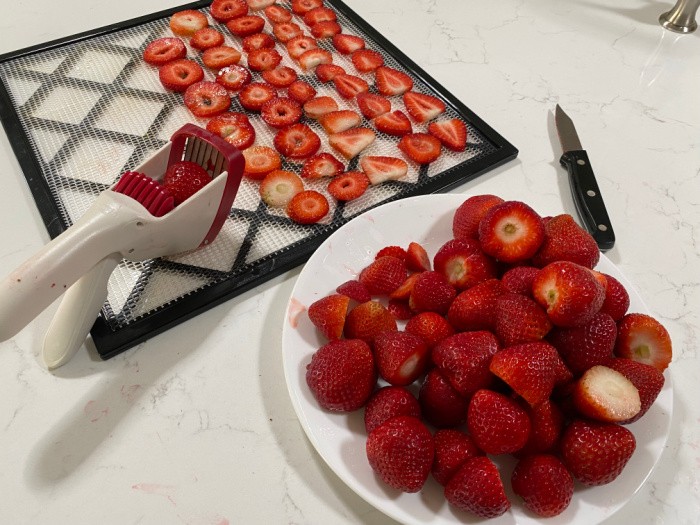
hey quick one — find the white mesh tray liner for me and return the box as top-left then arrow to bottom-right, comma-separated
0,1 -> 498,333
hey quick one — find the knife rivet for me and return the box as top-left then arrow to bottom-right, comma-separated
598,224 -> 608,231
587,190 -> 597,197
577,159 -> 586,166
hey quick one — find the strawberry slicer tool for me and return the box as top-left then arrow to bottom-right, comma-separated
0,123 -> 244,368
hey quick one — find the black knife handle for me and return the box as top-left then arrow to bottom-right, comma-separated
560,150 -> 615,251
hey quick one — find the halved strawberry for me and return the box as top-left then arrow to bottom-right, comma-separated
419,368 -> 468,428
159,59 -> 204,92
291,0 -> 323,14
301,152 -> 344,179
608,358 -> 665,424
614,313 -> 672,371
373,331 -> 430,386
336,279 -> 371,303
247,47 -> 282,71
373,110 -> 412,136
356,92 -> 391,119
478,200 -> 546,263
260,169 -> 305,207
311,21 -> 342,38
332,33 -> 365,55
303,96 -> 339,119
242,32 -> 275,52
351,49 -> 384,72
398,133 -> 442,164
428,119 -> 467,152
264,4 -> 292,23
170,10 -> 208,37
242,146 -> 281,180
286,35 -> 318,59
183,81 -> 231,118
262,66 -> 298,87
432,430 -> 482,487
403,91 -> 446,123
238,82 -> 276,111
432,331 -> 500,397
375,66 -> 414,96
287,80 -> 317,103
206,112 -> 255,150
452,194 -> 505,239
328,127 -> 376,159
511,455 -> 574,518
190,27 -> 225,50
319,109 -> 362,134
303,6 -> 337,26
226,15 -> 265,37
433,238 -> 497,291
409,271 -> 456,315
344,300 -> 397,343
494,293 -> 552,346
260,97 -> 302,128
143,38 -> 186,66
246,0 -> 275,11
210,0 -> 248,22
359,155 -> 408,185
216,64 -> 252,91
376,246 -> 407,261
447,278 -> 504,332
364,386 -> 421,435
405,311 -> 455,348
274,124 -> 321,159
328,171 -> 369,201
445,456 -> 510,519
467,389 -> 531,455
286,189 -> 329,224
202,46 -> 242,70
332,73 -> 369,99
548,312 -> 617,375
573,365 -> 641,423
315,63 -> 346,83
359,255 -> 407,296
406,242 -> 430,272
272,22 -> 303,42
298,48 -> 333,70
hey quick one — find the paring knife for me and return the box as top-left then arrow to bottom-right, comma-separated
555,104 -> 615,251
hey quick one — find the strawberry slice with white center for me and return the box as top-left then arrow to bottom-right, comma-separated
238,82 -> 276,111
373,110 -> 412,136
210,0 -> 248,22
216,65 -> 252,91
327,171 -> 370,201
332,33 -> 366,54
158,59 -> 204,92
260,97 -> 302,128
259,169 -> 305,207
247,48 -> 283,71
328,127 -> 376,160
143,38 -> 186,66
286,36 -> 318,59
359,156 -> 408,184
202,46 -> 242,70
428,119 -> 468,152
288,80 -> 317,104
184,81 -> 231,118
332,73 -> 369,99
273,22 -> 303,42
287,190 -> 329,224
190,28 -> 225,51
398,133 -> 442,164
311,21 -> 342,39
315,63 -> 346,83
242,32 -> 275,52
351,49 -> 384,72
262,66 -> 298,87
303,96 -> 339,119
403,91 -> 446,122
265,5 -> 292,23
242,146 -> 281,180
170,10 -> 208,37
375,66 -> 414,96
573,365 -> 641,423
304,7 -> 337,26
614,313 -> 673,371
291,0 -> 323,15
319,110 -> 362,134
477,200 -> 546,263
247,0 -> 276,11
206,112 -> 256,150
298,48 -> 333,70
227,15 -> 266,37
301,153 -> 345,179
274,124 -> 321,159
356,92 -> 391,119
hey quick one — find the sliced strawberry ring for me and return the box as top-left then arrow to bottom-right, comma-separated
206,112 -> 256,150
202,46 -> 243,70
262,66 -> 298,87
190,28 -> 225,51
286,35 -> 318,59
274,123 -> 321,159
303,96 -> 339,119
291,0 -> 323,15
170,10 -> 208,37
216,64 -> 252,91
260,169 -> 304,208
184,81 -> 231,118
273,22 -> 303,43
332,33 -> 365,55
264,4 -> 292,23
287,80 -> 317,104
356,92 -> 391,119
328,171 -> 370,202
238,82 -> 277,111
242,32 -> 276,52
298,48 -> 333,71
247,47 -> 283,71
332,73 -> 369,99
210,0 -> 248,22
226,15 -> 266,36
143,38 -> 186,66
301,153 -> 345,179
158,59 -> 204,92
398,133 -> 442,164
351,49 -> 384,73
242,145 -> 282,180
428,119 -> 468,152
303,7 -> 337,26
261,97 -> 303,128
315,63 -> 345,83
287,190 -> 329,224
311,21 -> 342,39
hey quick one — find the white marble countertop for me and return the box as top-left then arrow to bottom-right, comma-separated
0,1 -> 698,523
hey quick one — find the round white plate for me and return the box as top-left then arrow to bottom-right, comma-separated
281,194 -> 673,525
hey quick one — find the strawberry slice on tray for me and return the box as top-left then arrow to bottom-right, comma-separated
243,146 -> 282,180
239,82 -> 276,111
292,0 -> 324,15
311,21 -> 342,39
299,49 -> 333,70
158,59 -> 204,92
373,110 -> 412,136
247,48 -> 283,71
274,124 -> 322,159
202,46 -> 243,70
170,10 -> 208,37
143,38 -> 186,66
428,119 -> 468,152
303,96 -> 338,119
375,66 -> 414,96
184,81 -> 231,118
333,74 -> 369,99
403,91 -> 446,122
210,0 -> 248,22
287,81 -> 317,104
273,22 -> 304,42
301,153 -> 344,179
398,133 -> 442,164
359,156 -> 408,185
287,190 -> 330,224
351,49 -> 384,72
226,15 -> 266,37
357,92 -> 391,119
328,171 -> 370,202
286,36 -> 318,59
332,33 -> 365,55
190,28 -> 225,51
318,110 -> 362,134
264,4 -> 292,23
216,64 -> 252,91
242,32 -> 276,52
206,112 -> 256,150
261,97 -> 303,128
303,7 -> 337,26
329,128 -> 376,160
262,66 -> 298,87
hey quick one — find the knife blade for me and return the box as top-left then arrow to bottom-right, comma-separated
555,104 -> 615,251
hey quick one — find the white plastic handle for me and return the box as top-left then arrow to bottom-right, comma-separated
42,254 -> 121,370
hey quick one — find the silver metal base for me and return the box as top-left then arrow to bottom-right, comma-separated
659,0 -> 699,33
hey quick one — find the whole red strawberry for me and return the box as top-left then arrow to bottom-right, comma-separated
432,331 -> 500,397
548,312 -> 617,375
162,161 -> 211,205
432,429 -> 482,486
511,454 -> 574,517
478,200 -> 545,263
366,416 -> 434,493
307,293 -> 350,340
408,271 -> 457,315
489,341 -> 569,406
532,213 -> 600,269
306,339 -> 377,411
373,331 -> 430,386
418,368 -> 469,428
364,386 -> 421,434
494,292 -> 552,346
444,456 -> 510,518
614,313 -> 672,372
452,194 -> 504,240
404,311 -> 455,348
467,389 -> 531,455
532,261 -> 606,327
433,239 -> 497,290
608,358 -> 665,424
560,419 -> 636,486
447,278 -> 504,332
500,265 -> 539,296
599,273 -> 630,321
335,279 -> 371,303
343,300 -> 397,343
359,255 -> 407,296
518,399 -> 564,456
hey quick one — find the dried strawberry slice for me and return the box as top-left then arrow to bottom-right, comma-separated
158,59 -> 204,92
274,124 -> 321,159
202,46 -> 242,70
216,64 -> 252,91
184,81 -> 231,118
260,97 -> 303,128
143,38 -> 186,66
238,82 -> 277,111
210,0 -> 248,22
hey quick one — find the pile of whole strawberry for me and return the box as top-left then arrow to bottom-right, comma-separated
303,194 -> 672,519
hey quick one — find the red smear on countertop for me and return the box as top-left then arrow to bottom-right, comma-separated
288,297 -> 306,328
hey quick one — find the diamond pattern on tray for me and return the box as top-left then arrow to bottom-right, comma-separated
107,261 -> 148,316
129,268 -> 210,319
67,50 -> 133,84
57,136 -> 134,185
31,85 -> 102,125
30,127 -> 70,163
3,76 -> 42,106
23,55 -> 65,74
94,94 -> 164,136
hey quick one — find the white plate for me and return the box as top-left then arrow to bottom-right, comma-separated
281,194 -> 673,525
